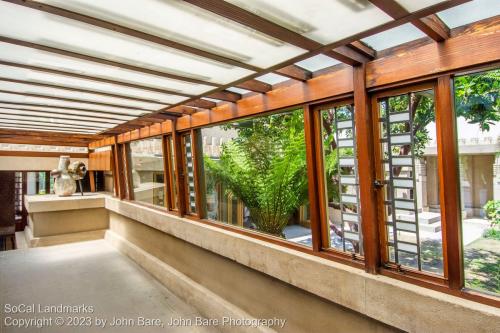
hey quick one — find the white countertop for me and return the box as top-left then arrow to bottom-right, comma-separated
25,193 -> 108,213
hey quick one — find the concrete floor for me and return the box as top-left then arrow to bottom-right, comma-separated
0,240 -> 220,333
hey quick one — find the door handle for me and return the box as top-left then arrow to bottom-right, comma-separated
374,180 -> 385,188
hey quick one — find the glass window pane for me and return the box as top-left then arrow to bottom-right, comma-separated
438,0 -> 500,29
378,89 -> 444,275
321,104 -> 363,254
0,1 -> 254,85
0,42 -> 214,96
200,109 -> 312,246
183,134 -> 196,214
225,0 -> 392,45
361,24 -> 426,51
129,137 -> 166,207
295,54 -> 341,72
395,0 -> 447,12
455,69 -> 500,295
38,0 -> 306,68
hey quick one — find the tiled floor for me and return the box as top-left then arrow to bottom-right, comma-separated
0,240 -> 220,333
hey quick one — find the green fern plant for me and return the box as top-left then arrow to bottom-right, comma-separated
205,110 -> 308,237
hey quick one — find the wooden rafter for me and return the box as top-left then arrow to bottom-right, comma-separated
368,0 -> 453,42
236,80 -> 271,93
185,99 -> 217,109
183,0 -> 370,66
2,0 -> 261,72
0,117 -> 107,130
0,36 -> 221,87
0,128 -> 99,146
206,90 -> 241,102
275,65 -> 312,81
347,41 -> 376,59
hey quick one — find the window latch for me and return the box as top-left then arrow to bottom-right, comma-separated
374,180 -> 385,188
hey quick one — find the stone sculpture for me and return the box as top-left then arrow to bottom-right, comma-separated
50,156 -> 87,196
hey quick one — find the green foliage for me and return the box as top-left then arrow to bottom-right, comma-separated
205,110 -> 308,237
483,200 -> 500,227
454,69 -> 500,131
483,228 -> 500,241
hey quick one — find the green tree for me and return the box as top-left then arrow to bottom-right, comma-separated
205,110 -> 308,237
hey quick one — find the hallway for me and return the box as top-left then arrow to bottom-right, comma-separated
0,240 -> 219,333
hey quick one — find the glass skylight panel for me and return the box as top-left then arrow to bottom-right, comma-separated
255,73 -> 289,85
0,1 -> 256,85
0,92 -> 148,116
0,65 -> 188,105
0,81 -> 165,110
0,114 -> 113,129
0,125 -> 99,134
437,0 -> 500,29
226,87 -> 252,95
395,0 -> 447,12
295,54 -> 341,72
361,24 -> 427,51
38,0 -> 306,68
0,103 -> 135,121
0,43 -> 215,96
224,0 -> 392,45
0,109 -> 123,124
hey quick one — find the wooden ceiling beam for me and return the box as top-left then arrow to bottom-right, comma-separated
0,77 -> 167,104
275,65 -> 312,81
413,14 -> 450,42
368,0 -> 454,42
0,101 -> 138,119
207,90 -> 241,102
3,0 -> 261,72
236,79 -> 272,93
326,47 -> 371,66
347,41 -> 376,59
0,89 -> 157,112
0,130 -> 95,146
168,105 -> 205,114
0,123 -> 99,134
0,36 -> 221,87
183,0 -> 369,66
0,60 -> 194,98
185,98 -> 217,109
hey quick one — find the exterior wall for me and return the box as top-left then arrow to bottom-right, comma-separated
108,211 -> 400,333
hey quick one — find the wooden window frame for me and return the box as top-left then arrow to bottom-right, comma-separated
112,71 -> 499,307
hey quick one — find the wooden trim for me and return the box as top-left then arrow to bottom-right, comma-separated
191,129 -> 206,218
0,151 -> 88,158
366,16 -> 500,87
172,121 -> 187,215
161,135 -> 172,210
0,36 -> 220,87
89,171 -> 96,192
122,143 -> 134,200
113,143 -> 126,199
435,75 -> 463,289
353,65 -> 380,273
303,105 -> 324,252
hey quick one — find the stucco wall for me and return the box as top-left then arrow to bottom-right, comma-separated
108,211 -> 400,333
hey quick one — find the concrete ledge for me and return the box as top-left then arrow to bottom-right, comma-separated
25,193 -> 105,213
105,196 -> 500,333
105,230 -> 276,333
25,226 -> 106,247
